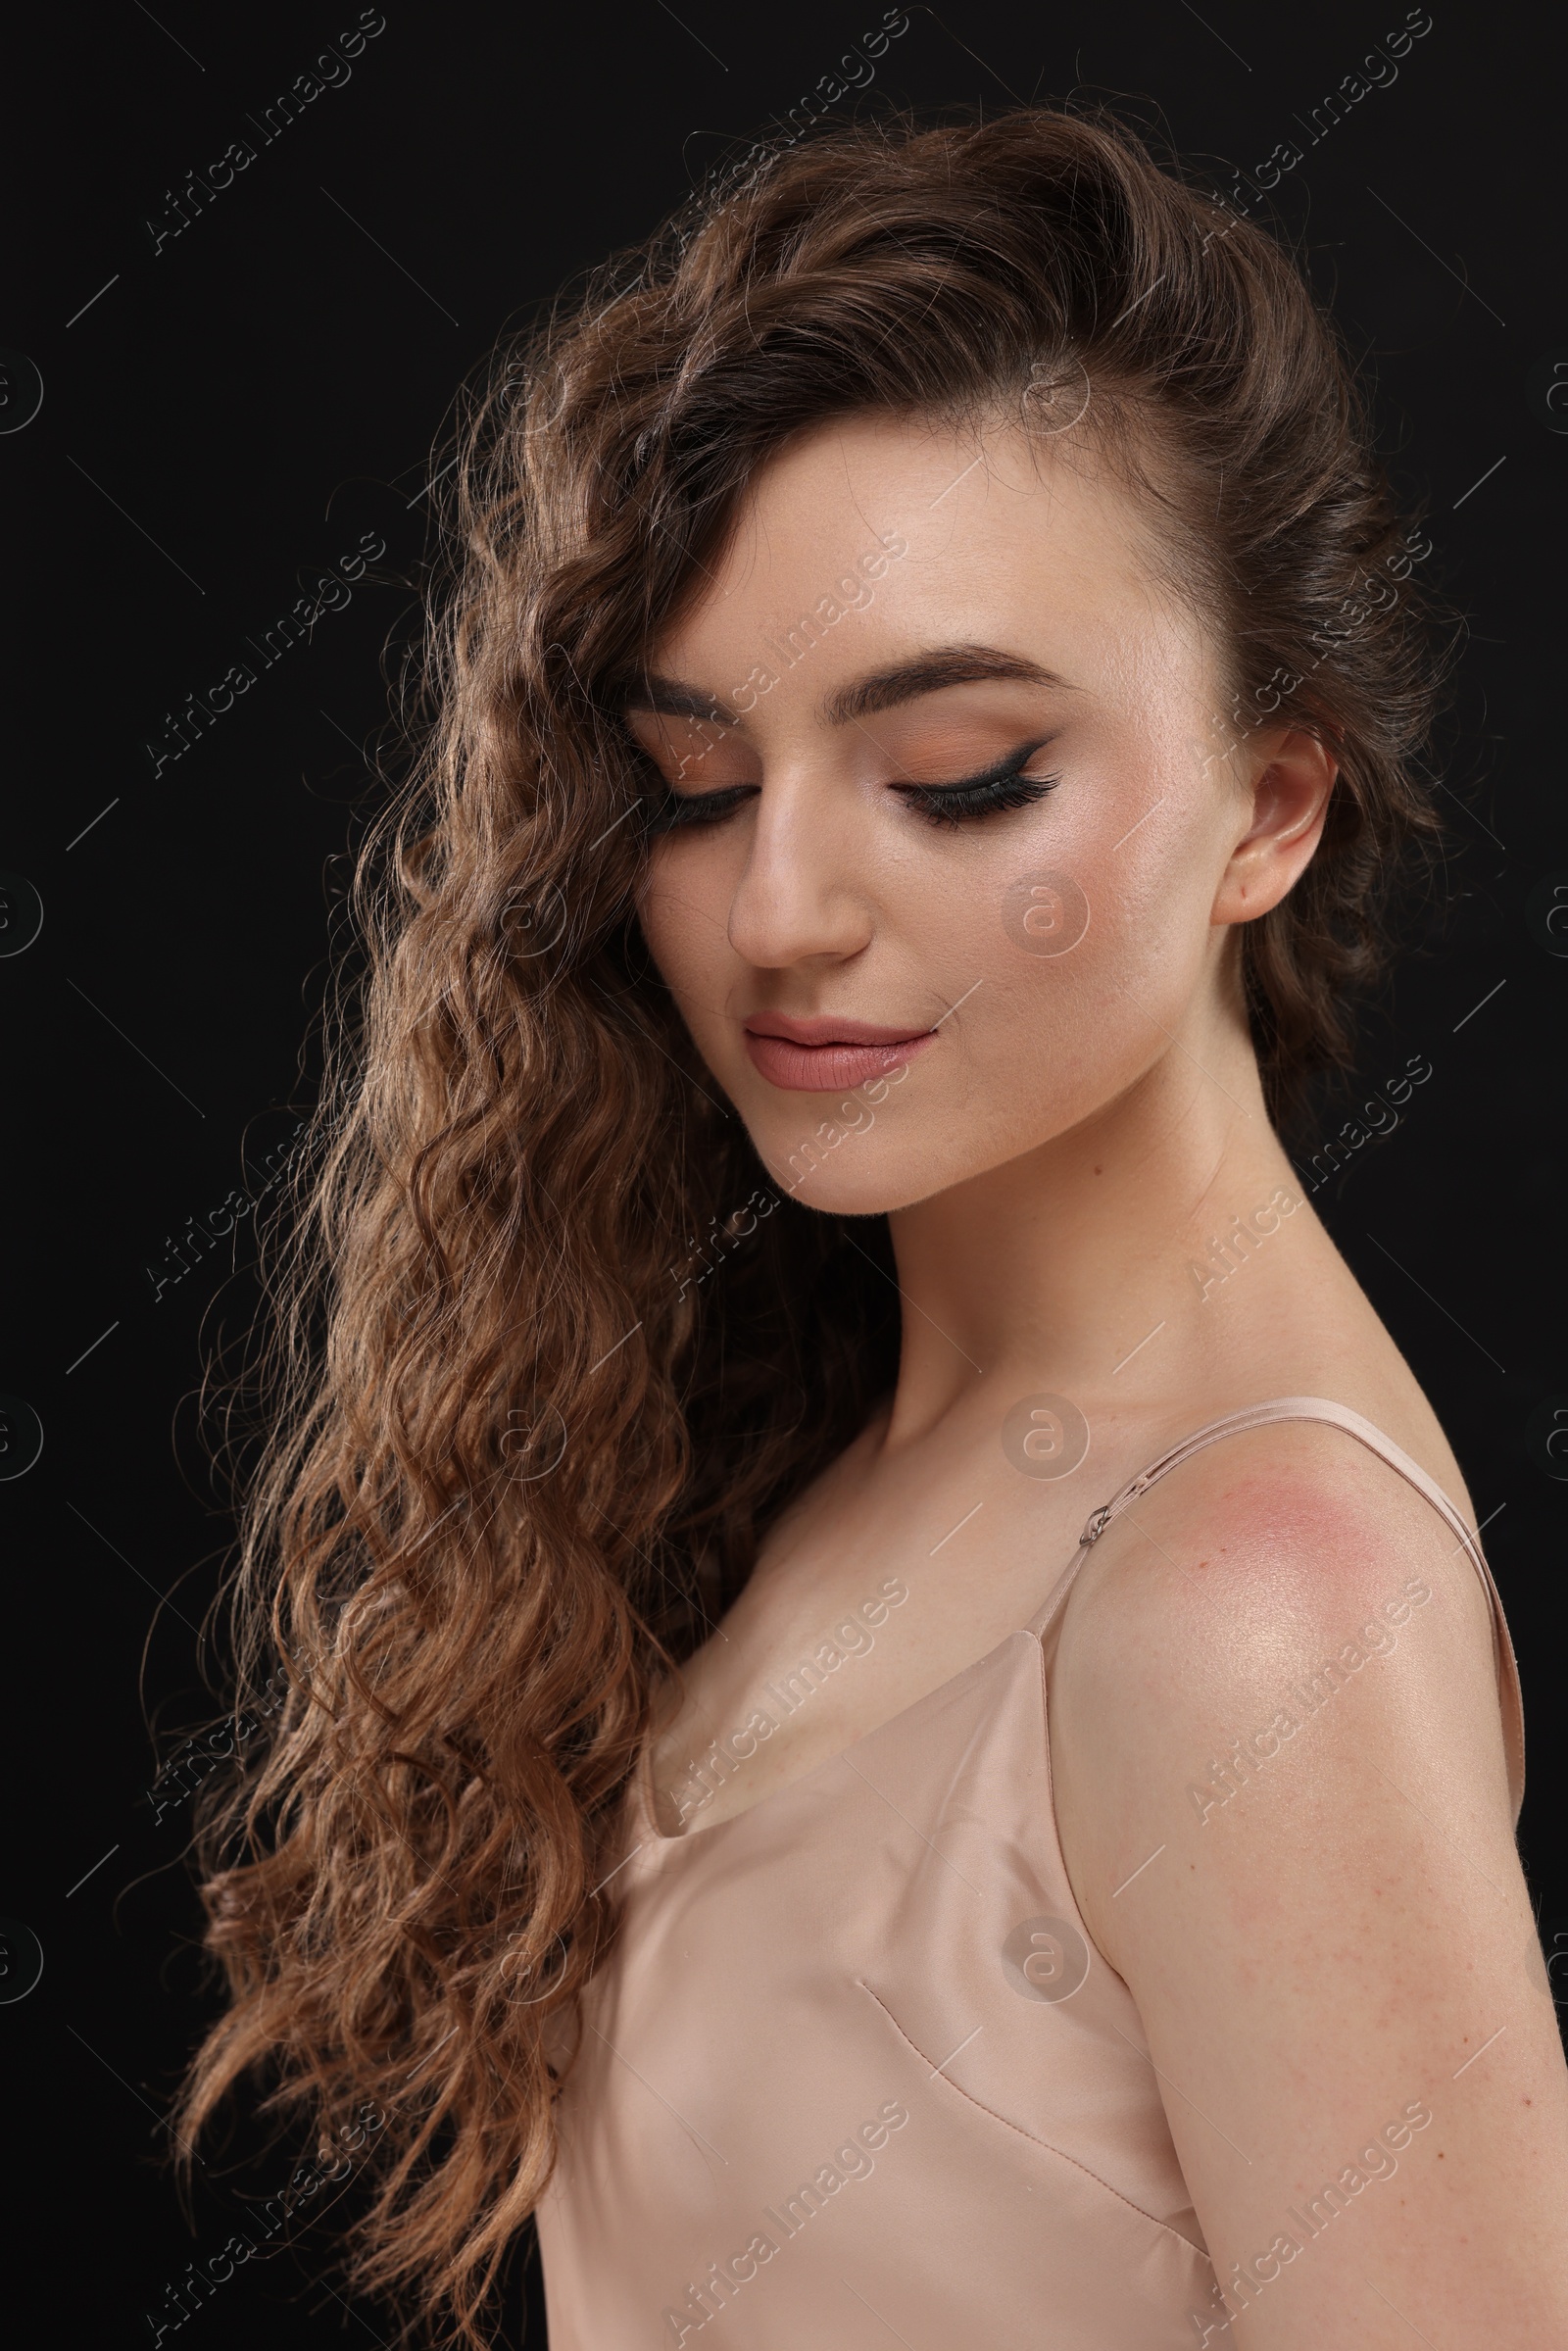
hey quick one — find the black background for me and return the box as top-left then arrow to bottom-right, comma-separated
6,2 -> 1565,2343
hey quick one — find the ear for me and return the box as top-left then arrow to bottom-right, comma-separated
1211,727 -> 1338,926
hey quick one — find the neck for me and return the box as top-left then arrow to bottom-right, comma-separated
880,1011 -> 1308,1451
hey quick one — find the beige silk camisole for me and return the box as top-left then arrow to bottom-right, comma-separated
534,1398 -> 1527,2349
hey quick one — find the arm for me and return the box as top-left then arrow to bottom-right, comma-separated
1050,1422 -> 1568,2348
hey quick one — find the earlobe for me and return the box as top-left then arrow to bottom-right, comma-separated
1211,729 -> 1337,925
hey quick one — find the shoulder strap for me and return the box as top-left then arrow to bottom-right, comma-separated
1026,1396 -> 1524,1822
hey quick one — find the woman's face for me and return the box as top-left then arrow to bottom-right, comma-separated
630,413 -> 1323,1214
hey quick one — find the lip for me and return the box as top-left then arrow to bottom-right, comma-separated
742,1012 -> 937,1094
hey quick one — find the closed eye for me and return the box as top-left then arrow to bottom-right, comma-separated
643,780 -> 758,835
642,738 -> 1062,835
891,739 -> 1061,827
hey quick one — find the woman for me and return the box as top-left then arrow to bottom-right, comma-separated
177,109 -> 1568,2348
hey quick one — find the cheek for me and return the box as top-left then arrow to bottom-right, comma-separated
919,806 -> 1210,1119
636,849 -> 735,1012
932,881 -> 1147,1137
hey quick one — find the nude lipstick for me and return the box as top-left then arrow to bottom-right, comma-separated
742,1011 -> 937,1093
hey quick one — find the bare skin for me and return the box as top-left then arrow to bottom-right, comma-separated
628,412 -> 1568,2346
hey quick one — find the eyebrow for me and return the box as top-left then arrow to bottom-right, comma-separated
628,677 -> 735,725
626,645 -> 1073,732
819,646 -> 1073,726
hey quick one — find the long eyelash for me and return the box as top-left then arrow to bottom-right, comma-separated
644,783 -> 757,836
894,757 -> 1061,829
645,748 -> 1061,836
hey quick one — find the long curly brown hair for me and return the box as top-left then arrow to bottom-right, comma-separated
174,103 -> 1446,2345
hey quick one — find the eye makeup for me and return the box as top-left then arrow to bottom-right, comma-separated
644,738 -> 1061,836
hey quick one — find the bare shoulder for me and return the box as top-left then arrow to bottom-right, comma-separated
1047,1415 -> 1567,2344
1050,1414 -> 1513,1957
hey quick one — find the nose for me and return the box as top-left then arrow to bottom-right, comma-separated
724,771 -> 876,972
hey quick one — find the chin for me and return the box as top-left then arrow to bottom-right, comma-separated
760,1154 -> 943,1218
740,1100 -> 907,1213
744,1091 -> 1049,1218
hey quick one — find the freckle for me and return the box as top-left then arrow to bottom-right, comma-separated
1094,1164 -> 1102,1174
